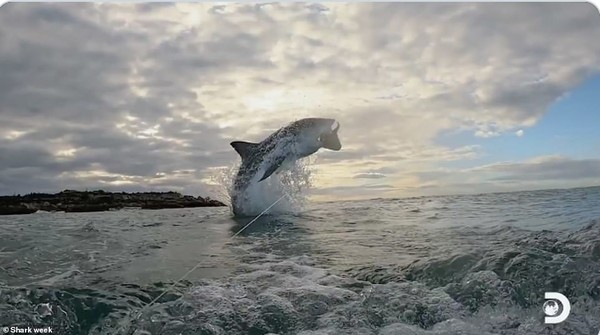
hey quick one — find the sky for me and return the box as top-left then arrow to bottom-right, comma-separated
0,2 -> 599,201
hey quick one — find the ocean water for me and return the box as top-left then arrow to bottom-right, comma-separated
1,186 -> 600,335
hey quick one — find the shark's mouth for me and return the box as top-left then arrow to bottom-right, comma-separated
321,120 -> 341,151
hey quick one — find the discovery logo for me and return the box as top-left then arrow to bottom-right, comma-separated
543,292 -> 571,324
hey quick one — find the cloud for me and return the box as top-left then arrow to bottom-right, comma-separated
0,3 -> 599,198
353,172 -> 387,179
473,156 -> 600,182
515,129 -> 524,137
409,156 -> 600,196
309,183 -> 399,201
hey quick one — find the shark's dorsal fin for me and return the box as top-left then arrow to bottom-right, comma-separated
230,141 -> 259,161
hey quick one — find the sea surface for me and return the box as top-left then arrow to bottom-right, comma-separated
1,186 -> 600,335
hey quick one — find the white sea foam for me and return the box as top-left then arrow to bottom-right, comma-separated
130,254 -> 600,335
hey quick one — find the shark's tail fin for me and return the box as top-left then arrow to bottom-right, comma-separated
230,141 -> 259,162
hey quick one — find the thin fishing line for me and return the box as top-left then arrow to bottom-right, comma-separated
231,193 -> 288,238
135,191 -> 289,319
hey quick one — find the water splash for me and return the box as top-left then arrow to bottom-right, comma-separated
210,158 -> 314,216
209,163 -> 240,206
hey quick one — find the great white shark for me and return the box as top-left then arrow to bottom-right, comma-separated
229,117 -> 341,216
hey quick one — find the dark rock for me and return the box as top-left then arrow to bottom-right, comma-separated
141,202 -> 184,210
0,205 -> 38,215
0,190 -> 226,215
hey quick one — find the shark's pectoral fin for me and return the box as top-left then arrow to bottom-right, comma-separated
231,141 -> 260,162
275,160 -> 293,174
259,156 -> 286,182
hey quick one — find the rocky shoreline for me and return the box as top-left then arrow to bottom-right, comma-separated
0,190 -> 227,215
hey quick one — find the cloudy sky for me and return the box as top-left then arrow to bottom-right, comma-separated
1,3 -> 599,201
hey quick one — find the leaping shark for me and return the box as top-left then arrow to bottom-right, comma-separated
229,117 -> 341,216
